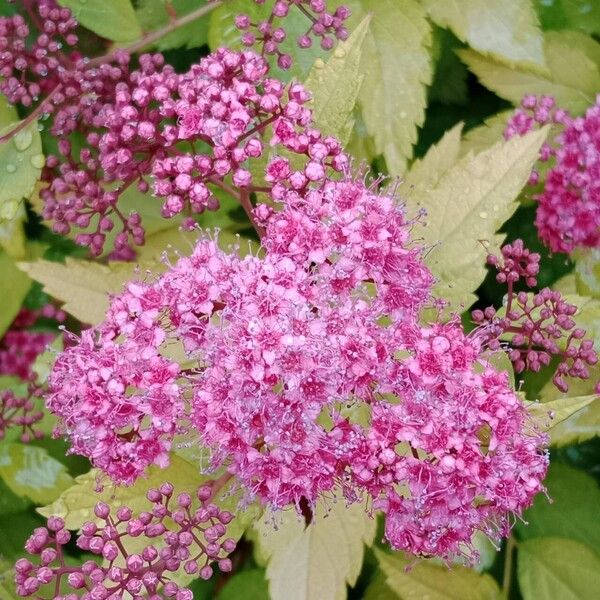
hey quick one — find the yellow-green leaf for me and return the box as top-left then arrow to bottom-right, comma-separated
254,497 -> 376,600
57,0 -> 142,42
459,111 -> 514,158
0,121 -> 43,223
526,395 -> 598,433
357,0 -> 432,175
0,443 -> 73,505
518,538 -> 600,600
304,16 -> 370,145
547,395 -> 600,447
375,549 -> 500,600
0,250 -> 31,337
425,0 -> 545,70
17,257 -> 138,325
408,127 -> 548,309
404,123 -> 463,191
460,31 -> 600,115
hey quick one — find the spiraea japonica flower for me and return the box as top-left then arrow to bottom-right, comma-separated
505,94 -> 600,254
46,172 -> 549,562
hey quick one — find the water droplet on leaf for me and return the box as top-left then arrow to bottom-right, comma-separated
6,164 -> 16,173
13,129 -> 33,151
479,211 -> 488,219
30,154 -> 45,169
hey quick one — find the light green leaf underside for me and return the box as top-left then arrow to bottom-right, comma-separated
460,30 -> 600,115
425,0 -> 545,70
375,549 -> 500,600
518,537 -> 600,600
57,0 -> 141,42
407,127 -> 548,309
304,16 -> 370,145
357,0 -> 433,176
0,442 -> 73,504
254,497 -> 376,600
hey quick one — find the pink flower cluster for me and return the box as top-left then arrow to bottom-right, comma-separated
0,304 -> 63,380
473,240 -> 598,392
47,171 -> 548,561
505,94 -> 600,253
15,482 -> 235,599
1,1 -> 348,257
235,0 -> 351,69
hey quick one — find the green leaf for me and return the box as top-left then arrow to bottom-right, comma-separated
0,120 -> 43,223
254,496 -> 376,600
517,463 -> 600,552
408,127 -> 548,309
219,569 -> 269,600
0,443 -> 74,504
459,31 -> 600,115
136,0 -> 210,51
425,0 -> 545,70
363,571 -> 396,600
0,477 -> 30,516
0,251 -> 31,337
357,0 -> 432,176
209,0 -> 353,82
57,0 -> 142,42
0,556 -> 19,600
17,257 -> 139,325
526,395 -> 598,433
534,0 -> 600,35
374,549 -> 500,600
517,537 -> 600,600
428,28 -> 469,106
404,123 -> 463,192
574,248 -> 600,298
304,16 -> 370,145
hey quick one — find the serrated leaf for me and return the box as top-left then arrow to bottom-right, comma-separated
0,443 -> 73,504
16,257 -> 138,325
254,497 -> 376,600
404,123 -> 463,191
517,463 -> 600,552
517,538 -> 600,600
408,127 -> 548,309
38,454 -> 260,538
526,395 -> 597,433
548,395 -> 600,447
136,0 -> 210,51
0,120 -> 43,223
460,31 -> 600,115
425,0 -> 545,70
374,549 -> 500,600
459,111 -> 515,157
357,0 -> 432,176
304,16 -> 369,145
57,0 -> 141,42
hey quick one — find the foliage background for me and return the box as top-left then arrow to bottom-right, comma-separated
0,1 -> 599,599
